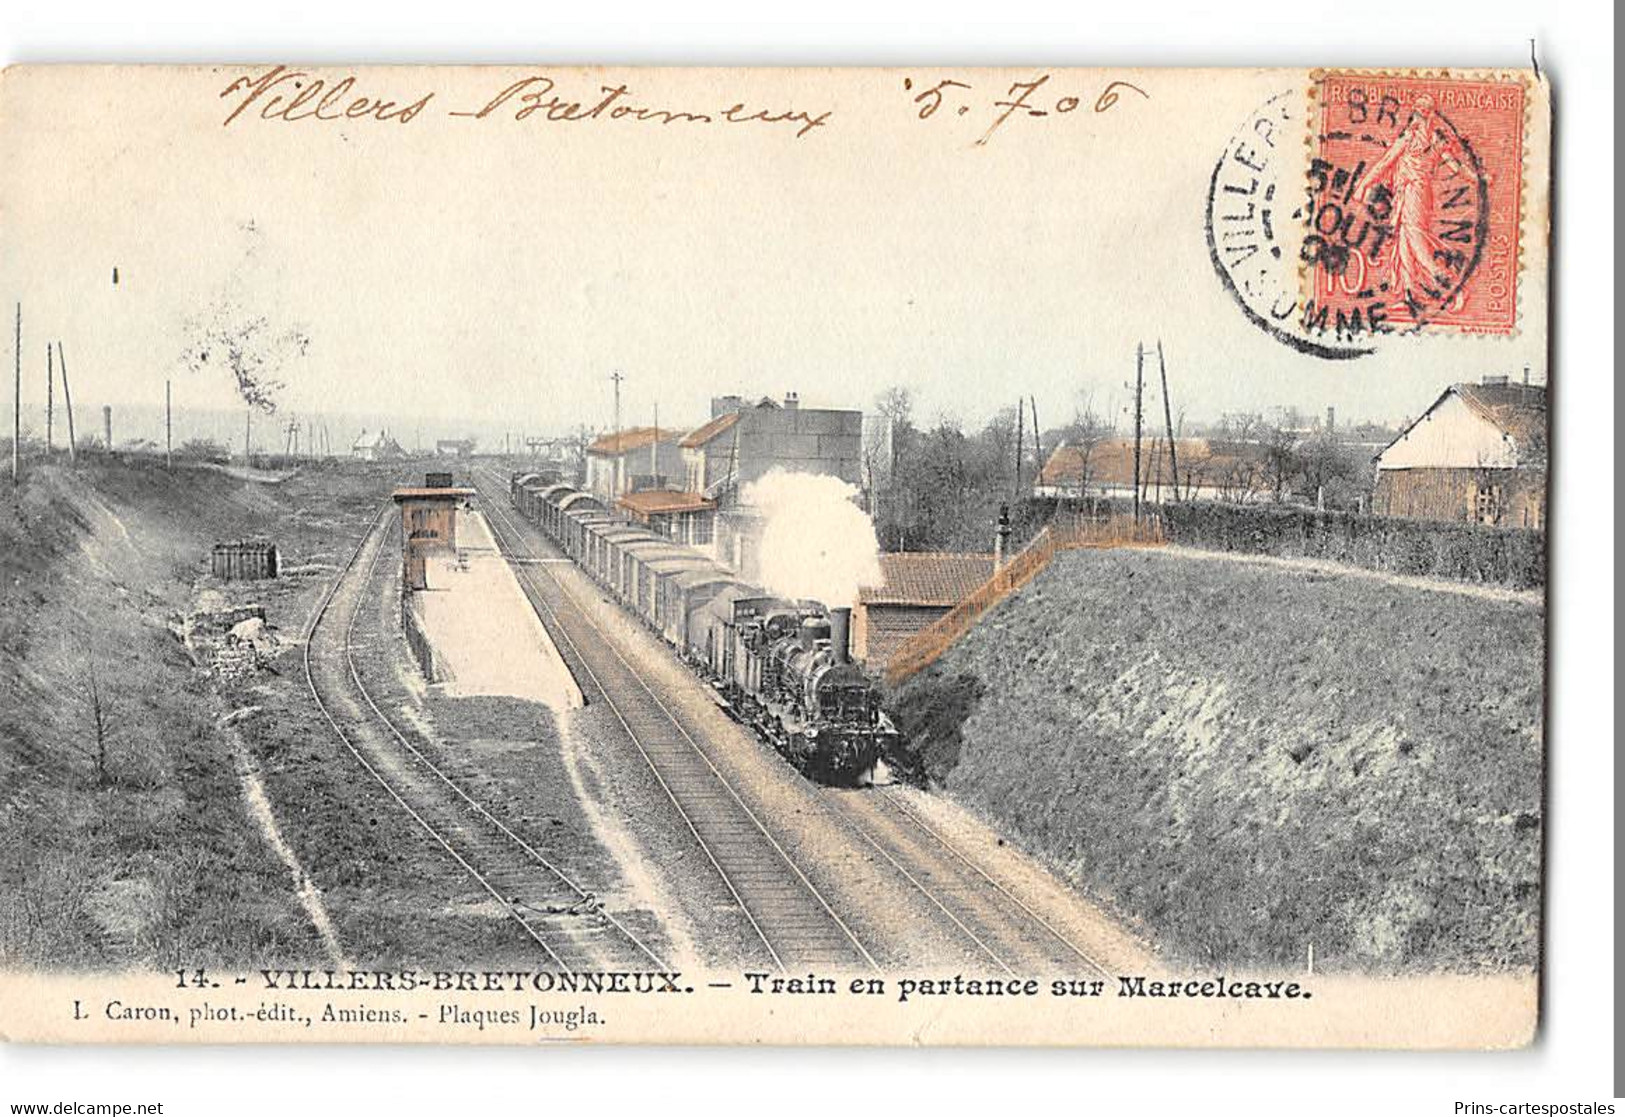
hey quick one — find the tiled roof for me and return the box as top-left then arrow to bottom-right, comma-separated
588,426 -> 680,455
618,490 -> 716,515
680,411 -> 741,448
1039,438 -> 1267,488
1453,382 -> 1547,462
859,553 -> 996,607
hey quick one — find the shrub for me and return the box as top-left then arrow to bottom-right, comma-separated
1159,502 -> 1545,589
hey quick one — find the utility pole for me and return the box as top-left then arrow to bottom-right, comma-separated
1013,397 -> 1025,500
1157,339 -> 1179,501
102,405 -> 112,453
165,379 -> 172,468
1133,343 -> 1145,522
651,401 -> 659,482
46,344 -> 54,454
244,407 -> 252,466
1028,396 -> 1042,498
12,304 -> 19,486
57,342 -> 76,464
609,369 -> 625,495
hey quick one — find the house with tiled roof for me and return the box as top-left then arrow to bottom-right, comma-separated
585,425 -> 686,501
853,552 -> 997,671
1372,375 -> 1547,528
1038,437 -> 1278,503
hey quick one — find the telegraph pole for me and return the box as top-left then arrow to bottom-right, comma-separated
46,344 -> 54,454
1157,339 -> 1179,501
609,369 -> 625,494
1028,396 -> 1041,496
12,304 -> 19,486
1013,398 -> 1024,499
1133,343 -> 1145,522
57,342 -> 76,464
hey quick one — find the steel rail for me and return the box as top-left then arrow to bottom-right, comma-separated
872,788 -> 1113,977
478,470 -> 878,973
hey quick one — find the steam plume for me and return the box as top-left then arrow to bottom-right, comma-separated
741,469 -> 881,606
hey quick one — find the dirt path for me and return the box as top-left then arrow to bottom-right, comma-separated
1160,544 -> 1543,606
228,726 -> 349,966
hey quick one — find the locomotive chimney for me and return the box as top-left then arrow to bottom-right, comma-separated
829,607 -> 851,665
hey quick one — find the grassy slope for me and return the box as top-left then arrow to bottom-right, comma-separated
1,460 -> 303,967
895,548 -> 1543,973
0,457 -> 418,969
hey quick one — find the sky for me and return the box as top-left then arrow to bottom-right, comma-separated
0,65 -> 1549,445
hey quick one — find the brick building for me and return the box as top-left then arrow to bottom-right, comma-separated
853,552 -> 996,672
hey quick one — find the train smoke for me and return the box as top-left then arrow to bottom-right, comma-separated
741,469 -> 881,606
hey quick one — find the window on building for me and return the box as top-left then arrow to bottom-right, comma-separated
1475,484 -> 1501,526
692,515 -> 714,545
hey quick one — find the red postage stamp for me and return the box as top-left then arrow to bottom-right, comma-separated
1304,71 -> 1527,339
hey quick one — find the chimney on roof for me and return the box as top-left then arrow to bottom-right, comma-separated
783,391 -> 799,410
1523,364 -> 1531,386
1482,374 -> 1509,387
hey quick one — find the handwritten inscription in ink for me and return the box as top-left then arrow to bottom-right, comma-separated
216,67 -> 1151,148
218,67 -> 831,139
903,73 -> 1150,145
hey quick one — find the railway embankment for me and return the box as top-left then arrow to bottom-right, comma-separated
0,458 -> 411,968
888,545 -> 1543,974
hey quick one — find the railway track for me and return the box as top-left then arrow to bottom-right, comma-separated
301,503 -> 667,972
475,472 -> 877,974
477,468 -> 1121,978
840,788 -> 1112,977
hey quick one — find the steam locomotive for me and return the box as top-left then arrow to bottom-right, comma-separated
510,472 -> 896,786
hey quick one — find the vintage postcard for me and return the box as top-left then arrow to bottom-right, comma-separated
0,64 -> 1549,1047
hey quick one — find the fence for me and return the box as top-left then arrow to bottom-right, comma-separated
885,513 -> 1165,686
210,541 -> 279,581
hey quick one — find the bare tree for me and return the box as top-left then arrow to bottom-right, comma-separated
180,304 -> 307,416
1202,412 -> 1269,503
1062,394 -> 1113,498
873,386 -> 913,481
82,655 -> 111,786
179,223 -> 310,433
1260,412 -> 1302,504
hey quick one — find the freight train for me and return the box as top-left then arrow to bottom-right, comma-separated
508,472 -> 896,786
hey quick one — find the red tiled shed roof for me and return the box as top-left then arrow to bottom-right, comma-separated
618,490 -> 716,515
859,553 -> 996,607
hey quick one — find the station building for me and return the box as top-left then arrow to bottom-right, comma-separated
586,426 -> 686,501
681,393 -> 863,500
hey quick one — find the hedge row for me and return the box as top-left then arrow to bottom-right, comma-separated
1156,501 -> 1546,590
